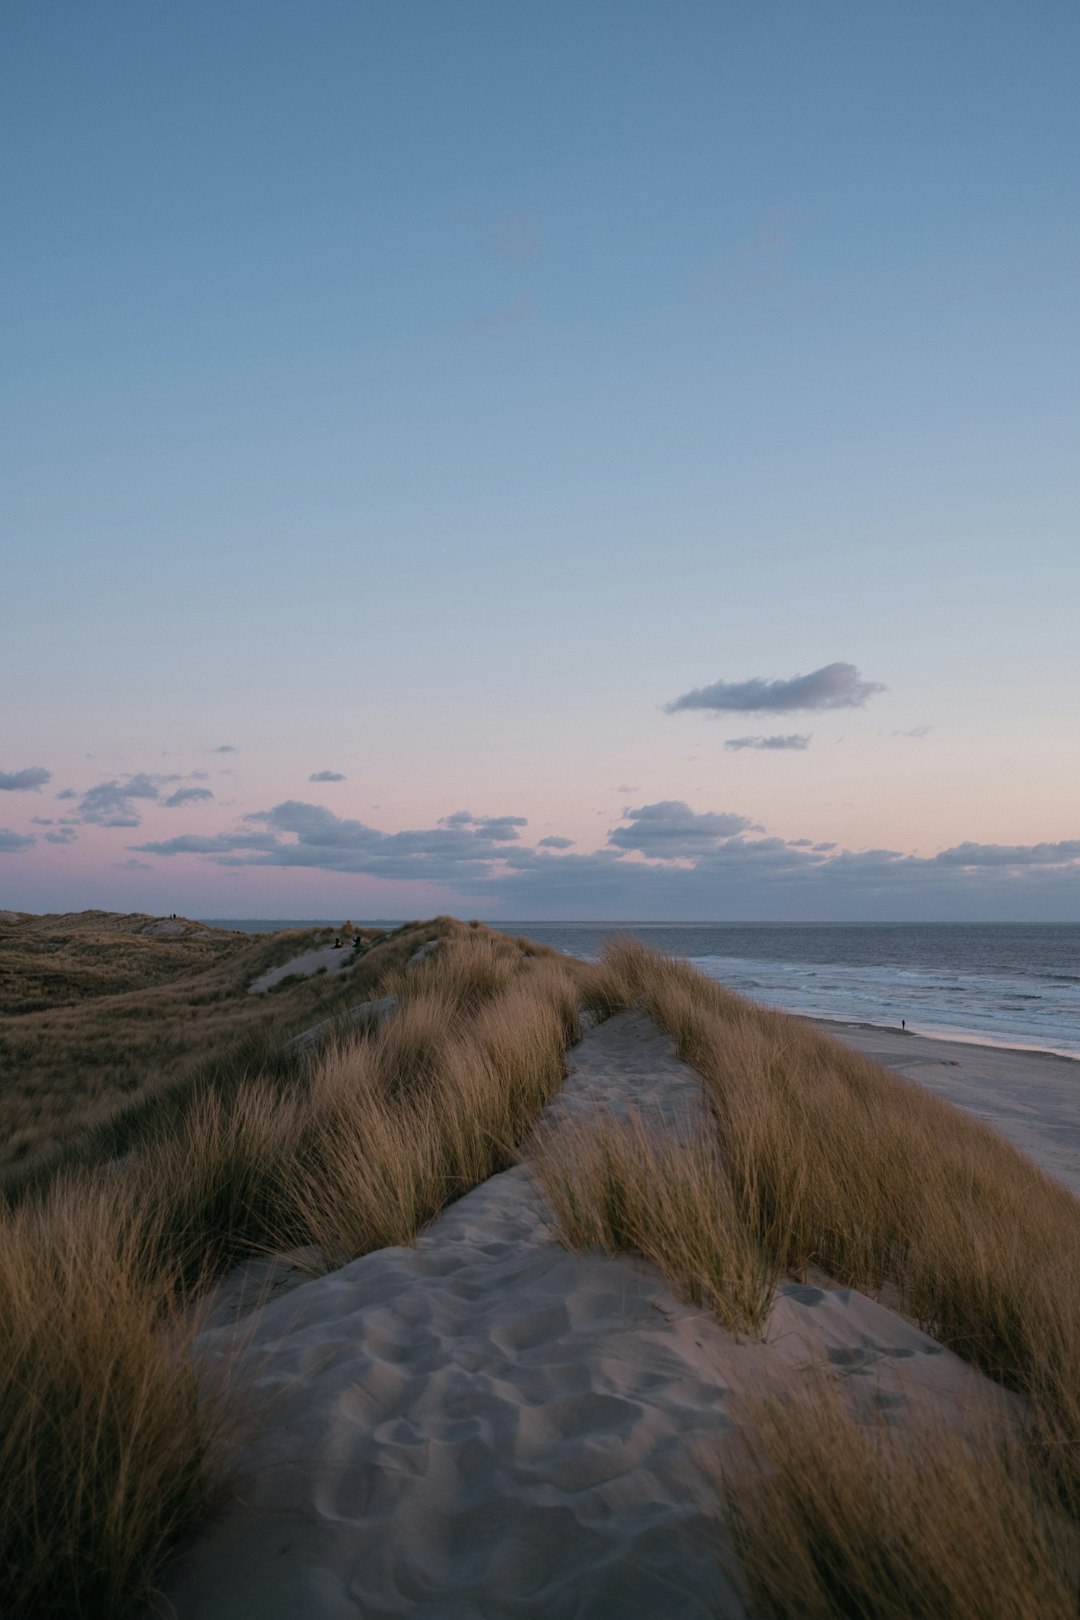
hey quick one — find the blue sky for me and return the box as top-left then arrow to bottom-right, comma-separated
2,1 -> 1078,920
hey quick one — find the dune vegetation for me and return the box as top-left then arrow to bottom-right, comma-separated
0,912 -> 478,1194
4,918 -> 1080,1616
0,921 -> 585,1619
714,1375 -> 1077,1620
584,939 -> 1080,1520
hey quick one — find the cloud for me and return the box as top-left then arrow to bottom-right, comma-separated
77,773 -> 162,827
489,828 -> 1080,921
893,725 -> 932,739
616,785 -> 638,795
163,786 -> 214,808
609,801 -> 759,859
724,734 -> 811,752
0,766 -> 51,792
932,840 -> 1080,868
213,745 -> 238,754
132,832 -> 281,857
0,829 -> 34,852
137,801 -> 533,883
666,663 -> 885,716
122,795 -> 1080,923
441,811 -> 527,842
309,771 -> 346,783
55,788 -> 78,800
116,858 -> 154,870
44,826 -> 78,845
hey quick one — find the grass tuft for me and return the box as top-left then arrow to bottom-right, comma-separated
534,1107 -> 777,1335
585,937 -> 1080,1514
0,1178 -> 228,1620
716,1376 -> 1078,1620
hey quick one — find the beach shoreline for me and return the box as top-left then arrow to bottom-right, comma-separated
807,1013 -> 1080,1065
812,1016 -> 1080,1199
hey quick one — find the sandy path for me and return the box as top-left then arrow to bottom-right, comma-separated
816,1020 -> 1080,1199
249,943 -> 358,995
162,1014 -> 1006,1620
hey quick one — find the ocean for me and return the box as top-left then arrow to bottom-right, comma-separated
204,920 -> 1080,1060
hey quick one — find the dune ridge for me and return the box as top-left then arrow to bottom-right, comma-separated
161,1012 -> 1022,1619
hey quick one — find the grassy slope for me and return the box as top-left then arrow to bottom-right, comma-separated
0,912 -> 463,1190
1,920 -> 584,1619
6,920 -> 1080,1618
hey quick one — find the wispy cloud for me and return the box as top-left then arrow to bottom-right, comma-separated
609,801 -> 759,859
121,795 -> 1080,922
933,840 -> 1080,867
44,826 -> 78,845
666,663 -> 885,716
441,811 -> 527,842
309,770 -> 346,783
724,734 -> 811,752
213,744 -> 238,754
133,832 -> 280,857
893,724 -> 932,738
0,766 -> 51,792
135,801 -> 532,881
77,773 -> 162,827
0,829 -> 34,852
163,786 -> 214,807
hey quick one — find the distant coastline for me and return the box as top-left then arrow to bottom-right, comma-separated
200,919 -> 1080,1061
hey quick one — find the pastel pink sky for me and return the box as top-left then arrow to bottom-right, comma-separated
3,4 -> 1078,919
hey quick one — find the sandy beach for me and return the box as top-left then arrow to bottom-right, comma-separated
162,1012 -> 1017,1619
815,1020 -> 1080,1199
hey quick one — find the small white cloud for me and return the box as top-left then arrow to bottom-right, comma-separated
667,663 -> 884,716
724,734 -> 811,752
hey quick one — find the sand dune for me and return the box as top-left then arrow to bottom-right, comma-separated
162,1014 -> 1009,1619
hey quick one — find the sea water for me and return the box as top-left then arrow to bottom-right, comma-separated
510,923 -> 1080,1059
205,920 -> 1080,1060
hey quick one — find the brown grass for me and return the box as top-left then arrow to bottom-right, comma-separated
1,920 -> 585,1618
585,938 -> 1080,1514
279,941 -> 581,1269
0,915 -> 465,1198
533,1107 -> 777,1334
715,1376 -> 1077,1620
16,919 -> 1079,1615
0,1176 -> 229,1620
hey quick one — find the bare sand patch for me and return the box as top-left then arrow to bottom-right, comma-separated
249,943 -> 357,995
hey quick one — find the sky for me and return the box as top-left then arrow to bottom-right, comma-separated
2,1 -> 1078,922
